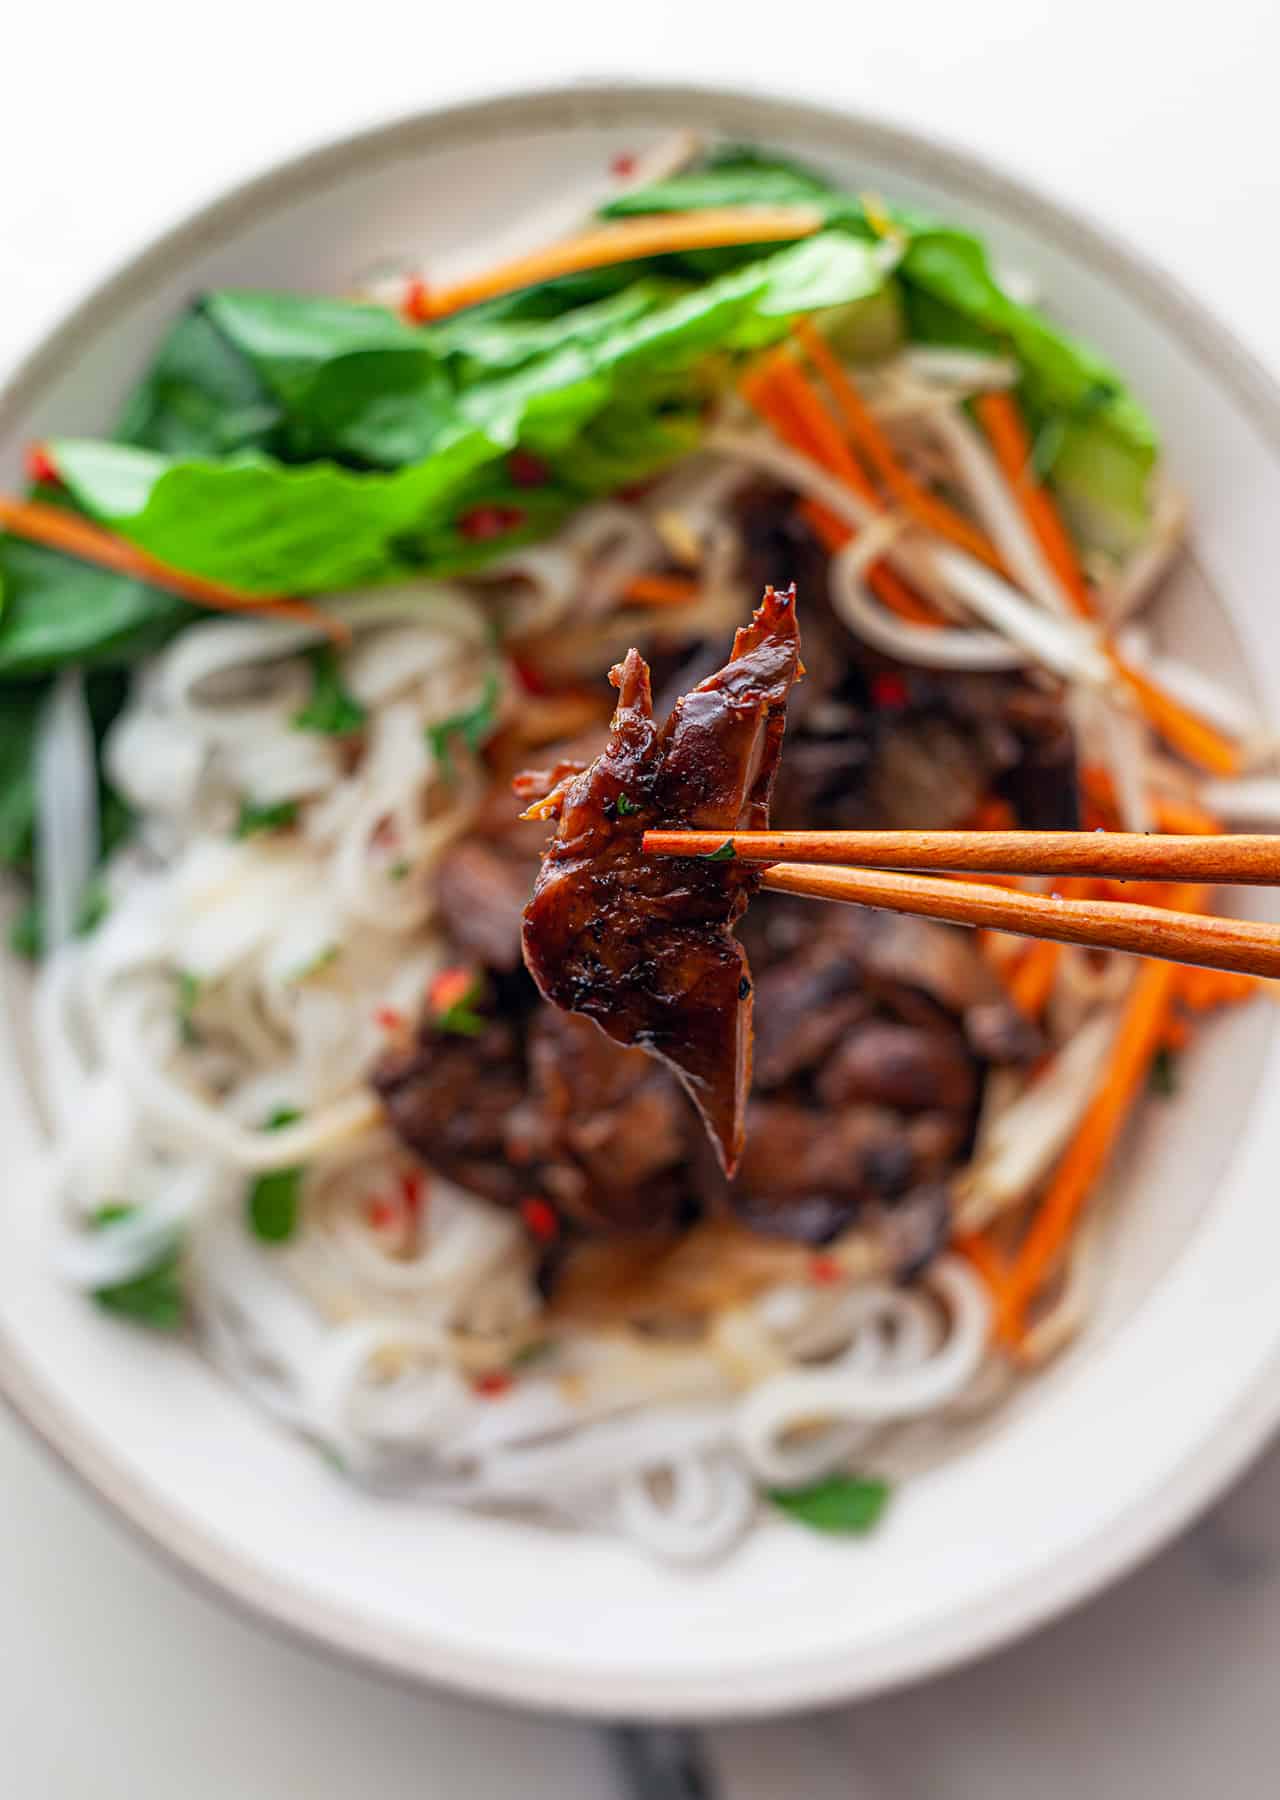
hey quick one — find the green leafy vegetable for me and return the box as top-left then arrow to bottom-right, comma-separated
767,1475 -> 891,1535
613,793 -> 638,816
700,838 -> 736,861
116,302 -> 283,458
0,536 -> 191,678
604,148 -> 1157,543
246,1106 -> 304,1243
235,797 -> 299,838
46,235 -> 886,596
291,645 -> 367,735
0,683 -> 48,870
426,671 -> 501,776
91,1203 -> 185,1330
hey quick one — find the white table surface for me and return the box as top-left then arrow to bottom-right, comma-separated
4,2 -> 1279,1792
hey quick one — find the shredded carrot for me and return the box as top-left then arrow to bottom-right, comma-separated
741,357 -> 942,626
961,794 -> 1018,831
1079,765 -> 1224,837
745,353 -> 878,500
1162,1013 -> 1192,1051
620,572 -> 701,608
973,390 -> 1093,616
793,319 -> 1006,572
416,207 -> 825,320
0,494 -> 346,643
1178,966 -> 1258,1011
953,1231 -> 1012,1326
996,885 -> 1207,1345
1150,793 -> 1224,836
1108,651 -> 1243,777
1008,939 -> 1061,1019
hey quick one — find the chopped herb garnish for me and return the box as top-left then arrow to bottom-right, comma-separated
614,792 -> 638,816
236,797 -> 299,839
767,1474 -> 891,1535
432,968 -> 486,1037
700,838 -> 736,862
247,1106 -> 304,1243
176,970 -> 202,1044
425,672 -> 501,779
388,858 -> 411,882
291,646 -> 367,736
510,1339 -> 556,1369
1150,1045 -> 1179,1097
91,1203 -> 186,1330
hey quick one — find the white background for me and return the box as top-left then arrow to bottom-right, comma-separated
4,3 -> 1280,1793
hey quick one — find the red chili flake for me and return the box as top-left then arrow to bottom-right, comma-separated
520,1196 -> 559,1243
458,505 -> 526,543
428,965 -> 475,1014
809,1255 -> 843,1286
401,276 -> 432,323
367,1196 -> 399,1230
871,672 -> 909,711
473,1370 -> 514,1399
24,443 -> 59,487
374,1005 -> 408,1033
511,657 -> 550,696
508,449 -> 549,489
400,1170 -> 427,1219
610,152 -> 637,178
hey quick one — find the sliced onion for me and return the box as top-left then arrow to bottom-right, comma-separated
926,406 -> 1074,617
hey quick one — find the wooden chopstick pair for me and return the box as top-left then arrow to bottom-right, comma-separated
641,829 -> 1280,980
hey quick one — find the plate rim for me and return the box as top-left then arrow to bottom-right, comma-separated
4,75 -> 1280,1720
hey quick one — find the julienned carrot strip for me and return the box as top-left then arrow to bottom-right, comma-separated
996,883 -> 1207,1345
620,573 -> 701,607
742,359 -> 942,627
1079,765 -> 1224,837
962,794 -> 1018,831
1007,938 -> 1061,1019
973,390 -> 1093,616
1178,966 -> 1258,1010
953,1232 -> 1013,1328
415,207 -> 825,319
1109,652 -> 1243,778
796,499 -> 939,623
0,494 -> 346,643
792,319 -> 1006,573
748,354 -> 878,500
1151,793 -> 1224,837
974,394 -> 1242,772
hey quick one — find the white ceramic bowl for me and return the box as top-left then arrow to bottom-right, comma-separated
3,82 -> 1280,1721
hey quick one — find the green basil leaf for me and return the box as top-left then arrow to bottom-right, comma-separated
91,1205 -> 186,1330
768,1475 -> 891,1535
116,302 -> 283,458
291,645 -> 367,735
426,671 -> 501,776
246,1106 -> 305,1244
235,797 -> 299,838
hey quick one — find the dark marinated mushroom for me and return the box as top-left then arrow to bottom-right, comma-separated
520,585 -> 803,1176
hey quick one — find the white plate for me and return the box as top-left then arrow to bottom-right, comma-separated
2,81 -> 1280,1721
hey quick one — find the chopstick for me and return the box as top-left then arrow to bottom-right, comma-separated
641,830 -> 1280,979
641,829 -> 1280,885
